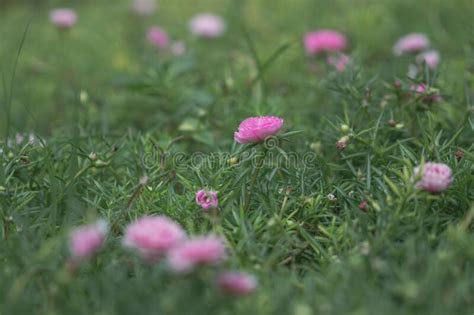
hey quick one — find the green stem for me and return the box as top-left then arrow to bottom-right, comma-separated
244,149 -> 267,211
208,207 -> 222,234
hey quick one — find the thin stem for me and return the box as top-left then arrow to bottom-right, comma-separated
244,149 -> 267,211
208,207 -> 222,234
2,218 -> 8,241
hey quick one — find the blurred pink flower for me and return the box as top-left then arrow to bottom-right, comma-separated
15,133 -> 25,144
189,13 -> 226,38
147,26 -> 169,49
234,116 -> 284,144
14,133 -> 37,145
196,190 -> 218,210
393,33 -> 429,55
69,219 -> 108,261
123,216 -> 186,261
304,30 -> 347,55
50,8 -> 77,29
131,0 -> 157,16
327,53 -> 351,72
168,235 -> 226,272
411,83 -> 427,94
414,162 -> 453,193
217,271 -> 258,296
170,41 -> 186,56
416,50 -> 440,69
410,84 -> 442,103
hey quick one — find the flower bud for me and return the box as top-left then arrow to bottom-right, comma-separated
139,175 -> 149,186
227,157 -> 238,166
79,90 -> 88,104
88,152 -> 97,161
94,160 -> 109,167
340,124 -> 350,133
358,200 -> 368,211
310,141 -> 322,153
336,136 -> 350,151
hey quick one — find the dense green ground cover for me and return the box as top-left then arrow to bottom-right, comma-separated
1,0 -> 473,314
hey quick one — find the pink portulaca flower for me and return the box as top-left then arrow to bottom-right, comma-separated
416,50 -> 440,69
69,219 -> 108,261
147,26 -> 169,49
304,30 -> 347,56
234,116 -> 284,144
123,216 -> 186,261
327,53 -> 351,72
168,235 -> 227,272
131,0 -> 157,16
393,33 -> 429,56
414,162 -> 453,193
217,271 -> 258,296
196,190 -> 218,210
50,8 -> 78,29
189,13 -> 226,38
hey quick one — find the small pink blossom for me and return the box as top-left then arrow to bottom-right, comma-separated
189,13 -> 226,38
327,53 -> 351,72
123,216 -> 186,261
147,26 -> 169,49
304,30 -> 347,56
234,116 -> 284,144
416,50 -> 440,69
131,0 -> 157,16
410,84 -> 442,103
50,8 -> 77,29
168,235 -> 226,272
393,33 -> 429,55
217,271 -> 258,296
196,190 -> 218,210
69,219 -> 108,261
411,83 -> 427,94
414,162 -> 453,193
170,41 -> 186,56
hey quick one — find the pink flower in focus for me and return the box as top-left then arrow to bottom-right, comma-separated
414,162 -> 453,193
217,271 -> 258,296
123,216 -> 186,261
147,26 -> 169,49
50,8 -> 77,29
168,235 -> 227,272
416,50 -> 440,69
234,116 -> 284,144
304,30 -> 347,55
189,13 -> 226,38
393,33 -> 429,55
196,190 -> 218,210
132,0 -> 157,16
170,41 -> 186,56
327,53 -> 351,72
69,219 -> 108,261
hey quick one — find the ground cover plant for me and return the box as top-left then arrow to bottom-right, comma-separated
1,0 -> 474,314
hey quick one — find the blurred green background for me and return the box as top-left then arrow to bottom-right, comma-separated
1,0 -> 473,137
